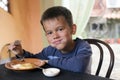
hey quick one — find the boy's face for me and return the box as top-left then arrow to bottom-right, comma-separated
42,16 -> 76,53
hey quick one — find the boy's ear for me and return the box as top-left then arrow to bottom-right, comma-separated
71,24 -> 77,35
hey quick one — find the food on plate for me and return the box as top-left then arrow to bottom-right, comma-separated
11,63 -> 35,69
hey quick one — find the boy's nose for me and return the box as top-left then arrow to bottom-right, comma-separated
53,32 -> 59,39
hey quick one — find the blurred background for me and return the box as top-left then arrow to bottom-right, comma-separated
0,0 -> 120,79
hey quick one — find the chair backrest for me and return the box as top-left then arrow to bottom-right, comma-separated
0,43 -> 15,64
84,39 -> 115,78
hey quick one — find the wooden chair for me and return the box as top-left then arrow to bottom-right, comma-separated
0,43 -> 15,64
84,39 -> 115,78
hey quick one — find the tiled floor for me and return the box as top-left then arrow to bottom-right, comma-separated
91,44 -> 120,80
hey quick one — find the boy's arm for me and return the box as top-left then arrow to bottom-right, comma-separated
48,48 -> 92,73
22,49 -> 48,60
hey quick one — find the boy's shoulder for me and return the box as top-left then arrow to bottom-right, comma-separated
44,45 -> 57,52
74,38 -> 90,47
74,38 -> 85,43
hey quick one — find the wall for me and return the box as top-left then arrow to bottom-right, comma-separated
0,0 -> 43,54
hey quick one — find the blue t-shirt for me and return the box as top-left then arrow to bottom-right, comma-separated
23,38 -> 92,73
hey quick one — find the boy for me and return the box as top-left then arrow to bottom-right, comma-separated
9,6 -> 92,73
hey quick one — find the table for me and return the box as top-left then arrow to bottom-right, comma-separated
0,64 -> 113,80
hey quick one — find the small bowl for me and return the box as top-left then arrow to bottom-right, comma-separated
42,68 -> 60,77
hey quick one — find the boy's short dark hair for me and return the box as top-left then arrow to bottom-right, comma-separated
40,6 -> 73,28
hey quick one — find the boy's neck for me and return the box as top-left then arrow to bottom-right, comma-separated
60,40 -> 75,53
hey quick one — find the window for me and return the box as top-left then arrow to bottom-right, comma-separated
90,23 -> 104,32
106,0 -> 120,8
0,0 -> 9,12
62,0 -> 70,8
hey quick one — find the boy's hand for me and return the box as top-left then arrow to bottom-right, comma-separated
43,60 -> 48,63
8,40 -> 23,55
34,60 -> 46,66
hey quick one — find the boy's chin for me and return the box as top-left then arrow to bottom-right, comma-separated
55,47 -> 65,51
52,45 -> 64,50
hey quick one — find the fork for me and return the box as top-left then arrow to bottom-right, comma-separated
16,55 -> 25,62
8,50 -> 25,62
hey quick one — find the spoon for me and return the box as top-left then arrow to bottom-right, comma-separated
33,64 -> 45,70
33,64 -> 53,73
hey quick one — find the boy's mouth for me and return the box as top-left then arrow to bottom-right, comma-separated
53,39 -> 62,45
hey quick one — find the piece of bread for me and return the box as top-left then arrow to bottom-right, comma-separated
11,63 -> 34,69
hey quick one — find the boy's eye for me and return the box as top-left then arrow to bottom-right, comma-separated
57,28 -> 64,31
46,31 -> 52,35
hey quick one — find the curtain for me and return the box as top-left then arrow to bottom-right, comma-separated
62,0 -> 95,38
